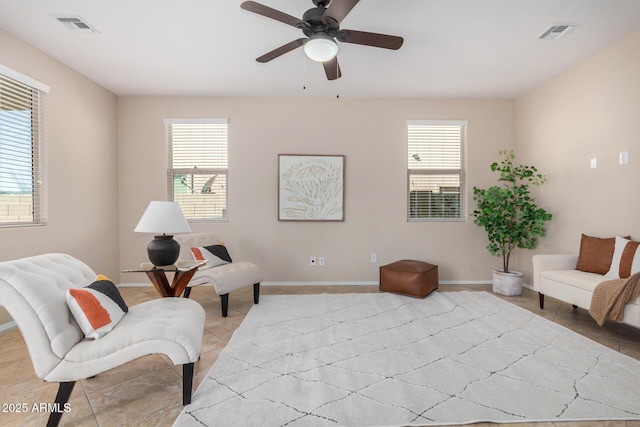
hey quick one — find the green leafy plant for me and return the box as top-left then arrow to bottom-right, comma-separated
473,150 -> 552,273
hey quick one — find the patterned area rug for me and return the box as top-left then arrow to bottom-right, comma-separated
174,291 -> 640,426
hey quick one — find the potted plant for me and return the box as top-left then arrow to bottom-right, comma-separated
473,150 -> 552,296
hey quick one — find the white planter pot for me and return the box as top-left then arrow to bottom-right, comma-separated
492,270 -> 524,296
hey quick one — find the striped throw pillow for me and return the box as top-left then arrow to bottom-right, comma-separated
191,244 -> 232,270
66,274 -> 129,339
605,237 -> 640,279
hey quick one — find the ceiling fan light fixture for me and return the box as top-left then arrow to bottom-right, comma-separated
304,34 -> 338,62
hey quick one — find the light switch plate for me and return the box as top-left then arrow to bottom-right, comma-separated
620,151 -> 630,165
590,157 -> 597,169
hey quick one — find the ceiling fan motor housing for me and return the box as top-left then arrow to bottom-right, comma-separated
302,6 -> 339,38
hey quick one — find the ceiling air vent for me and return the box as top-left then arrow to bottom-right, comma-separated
538,24 -> 576,40
56,16 -> 98,33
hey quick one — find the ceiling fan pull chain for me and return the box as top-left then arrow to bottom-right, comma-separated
336,60 -> 340,98
303,49 -> 307,91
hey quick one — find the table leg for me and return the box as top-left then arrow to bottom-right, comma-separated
170,269 -> 198,297
145,269 -> 199,297
145,271 -> 171,297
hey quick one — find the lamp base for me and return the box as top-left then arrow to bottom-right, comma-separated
147,235 -> 180,266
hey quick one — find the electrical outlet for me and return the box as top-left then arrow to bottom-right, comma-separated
309,256 -> 316,266
371,253 -> 377,263
319,257 -> 325,266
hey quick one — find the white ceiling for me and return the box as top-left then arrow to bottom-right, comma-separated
1,0 -> 640,98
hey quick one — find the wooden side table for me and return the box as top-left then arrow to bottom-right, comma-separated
123,260 -> 207,297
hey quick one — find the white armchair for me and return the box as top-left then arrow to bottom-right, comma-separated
175,233 -> 262,317
0,253 -> 205,427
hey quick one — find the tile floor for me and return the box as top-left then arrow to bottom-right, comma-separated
1,284 -> 640,427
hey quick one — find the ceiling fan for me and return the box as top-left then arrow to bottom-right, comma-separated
240,0 -> 404,80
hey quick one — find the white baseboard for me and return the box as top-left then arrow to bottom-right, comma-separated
102,280 -> 535,289
263,280 -> 495,287
119,280 -> 500,287
118,282 -> 152,287
0,320 -> 16,332
263,281 -> 378,287
262,281 -> 535,290
439,280 -> 492,285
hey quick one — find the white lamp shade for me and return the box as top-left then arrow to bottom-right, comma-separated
304,35 -> 338,62
134,201 -> 192,235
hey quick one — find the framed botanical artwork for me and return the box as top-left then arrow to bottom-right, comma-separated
278,154 -> 345,221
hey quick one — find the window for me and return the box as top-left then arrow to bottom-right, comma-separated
165,118 -> 228,221
0,67 -> 48,226
407,120 -> 467,221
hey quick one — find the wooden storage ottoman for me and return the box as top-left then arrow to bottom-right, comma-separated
379,260 -> 438,298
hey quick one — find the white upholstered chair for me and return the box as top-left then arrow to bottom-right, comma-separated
175,233 -> 262,317
0,253 -> 205,427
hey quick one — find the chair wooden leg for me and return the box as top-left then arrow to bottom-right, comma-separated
183,363 -> 194,405
46,381 -> 75,427
253,283 -> 260,304
220,293 -> 229,317
539,292 -> 545,309
183,287 -> 192,298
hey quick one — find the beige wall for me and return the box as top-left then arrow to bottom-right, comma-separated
3,21 -> 638,322
514,28 -> 640,279
0,29 -> 119,322
118,97 -> 515,284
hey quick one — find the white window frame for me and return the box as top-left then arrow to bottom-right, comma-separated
0,65 -> 49,227
407,120 -> 467,222
165,118 -> 229,222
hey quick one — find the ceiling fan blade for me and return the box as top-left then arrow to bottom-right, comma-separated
322,56 -> 342,80
323,0 -> 360,24
256,38 -> 306,63
241,1 -> 308,29
337,29 -> 404,50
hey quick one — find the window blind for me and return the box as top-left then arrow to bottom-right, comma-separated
0,72 -> 46,226
407,120 -> 467,221
165,119 -> 228,221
